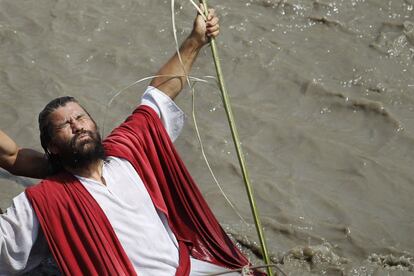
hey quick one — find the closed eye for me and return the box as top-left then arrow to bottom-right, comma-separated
76,114 -> 87,121
56,122 -> 70,130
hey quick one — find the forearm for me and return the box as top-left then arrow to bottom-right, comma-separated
0,130 -> 48,179
0,130 -> 19,171
149,36 -> 203,100
10,148 -> 48,178
149,7 -> 219,100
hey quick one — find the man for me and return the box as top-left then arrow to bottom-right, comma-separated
0,8 -> 260,276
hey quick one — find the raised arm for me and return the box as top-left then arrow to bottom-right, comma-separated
0,130 -> 48,179
149,7 -> 219,100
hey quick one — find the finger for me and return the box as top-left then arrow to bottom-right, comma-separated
207,24 -> 219,33
208,30 -> 220,38
206,16 -> 219,27
207,8 -> 215,20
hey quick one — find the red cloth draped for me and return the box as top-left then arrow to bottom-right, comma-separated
26,105 -> 259,275
104,105 -> 250,269
26,174 -> 137,276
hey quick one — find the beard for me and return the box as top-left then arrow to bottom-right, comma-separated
56,130 -> 105,169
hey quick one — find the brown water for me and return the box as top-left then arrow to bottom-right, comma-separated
1,0 -> 413,275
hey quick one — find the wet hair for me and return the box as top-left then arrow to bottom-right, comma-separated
38,96 -> 81,173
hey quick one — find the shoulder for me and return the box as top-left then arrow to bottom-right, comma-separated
25,172 -> 76,197
128,105 -> 161,129
105,105 -> 158,139
103,105 -> 160,147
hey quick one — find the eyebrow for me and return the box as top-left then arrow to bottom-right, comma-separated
53,113 -> 87,128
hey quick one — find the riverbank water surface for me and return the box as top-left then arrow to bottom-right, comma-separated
0,0 -> 413,275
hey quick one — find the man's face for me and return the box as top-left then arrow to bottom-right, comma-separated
47,102 -> 104,168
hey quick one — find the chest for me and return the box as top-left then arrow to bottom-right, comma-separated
76,157 -> 179,273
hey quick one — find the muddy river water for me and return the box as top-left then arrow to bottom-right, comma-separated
0,0 -> 413,275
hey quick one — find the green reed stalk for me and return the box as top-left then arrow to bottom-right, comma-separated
199,0 -> 274,275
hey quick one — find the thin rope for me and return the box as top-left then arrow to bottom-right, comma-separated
190,82 -> 248,224
101,2 -> 247,225
171,0 -> 248,224
102,74 -> 209,135
189,0 -> 207,21
99,0 -> 253,264
100,70 -> 247,225
106,75 -> 209,107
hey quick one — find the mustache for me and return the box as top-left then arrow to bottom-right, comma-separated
70,130 -> 96,148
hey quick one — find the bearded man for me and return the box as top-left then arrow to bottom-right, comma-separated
0,8 -> 261,276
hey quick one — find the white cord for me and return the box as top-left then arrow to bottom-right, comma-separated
101,0 -> 249,225
102,74 -> 209,135
171,0 -> 248,224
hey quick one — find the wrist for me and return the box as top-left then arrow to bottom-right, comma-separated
186,32 -> 206,51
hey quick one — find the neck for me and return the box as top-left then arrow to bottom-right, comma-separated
65,159 -> 105,185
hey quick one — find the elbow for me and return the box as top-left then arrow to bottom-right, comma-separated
0,154 -> 17,175
150,77 -> 184,100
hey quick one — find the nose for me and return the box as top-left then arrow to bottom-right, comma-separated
70,120 -> 84,133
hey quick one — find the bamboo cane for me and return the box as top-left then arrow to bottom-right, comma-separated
199,1 -> 274,275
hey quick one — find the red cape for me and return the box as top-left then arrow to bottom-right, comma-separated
26,105 -> 259,275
